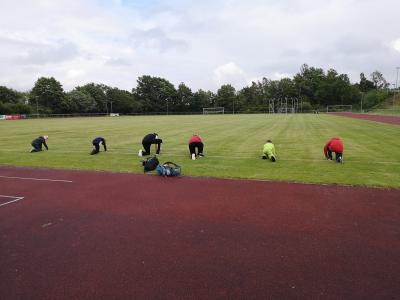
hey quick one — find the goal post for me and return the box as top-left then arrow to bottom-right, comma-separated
326,105 -> 352,113
203,107 -> 225,114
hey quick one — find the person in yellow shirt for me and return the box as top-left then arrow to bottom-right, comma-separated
262,140 -> 276,162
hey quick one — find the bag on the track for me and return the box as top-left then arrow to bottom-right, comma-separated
156,162 -> 181,177
142,156 -> 159,172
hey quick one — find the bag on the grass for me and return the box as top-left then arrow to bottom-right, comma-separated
142,156 -> 159,172
156,162 -> 181,177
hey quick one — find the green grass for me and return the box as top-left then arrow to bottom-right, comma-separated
0,114 -> 399,188
369,94 -> 400,115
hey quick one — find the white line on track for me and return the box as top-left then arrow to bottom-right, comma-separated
0,195 -> 24,207
0,175 -> 72,183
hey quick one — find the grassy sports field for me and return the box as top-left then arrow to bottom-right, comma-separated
0,114 -> 399,188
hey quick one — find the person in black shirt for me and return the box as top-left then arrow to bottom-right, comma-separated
138,133 -> 163,156
91,137 -> 107,155
30,136 -> 49,152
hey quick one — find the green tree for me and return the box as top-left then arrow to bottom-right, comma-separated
13,102 -> 32,114
0,102 -> 31,114
293,64 -> 325,107
30,77 -> 65,113
106,88 -> 140,113
363,89 -> 390,109
176,83 -> 194,112
0,102 -> 12,114
238,81 -> 265,112
192,89 -> 215,112
274,78 -> 297,98
358,73 -> 375,92
0,86 -> 24,103
76,83 -> 110,113
370,71 -> 389,89
133,75 -> 177,113
317,71 -> 360,106
62,90 -> 97,113
215,84 -> 236,112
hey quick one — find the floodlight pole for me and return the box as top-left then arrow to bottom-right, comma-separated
395,67 -> 400,108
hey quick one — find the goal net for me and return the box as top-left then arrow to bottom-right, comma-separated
326,105 -> 352,113
203,107 -> 224,114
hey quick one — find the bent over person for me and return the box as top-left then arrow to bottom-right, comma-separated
262,139 -> 276,162
139,133 -> 163,156
30,136 -> 49,152
188,134 -> 204,160
91,137 -> 107,155
324,137 -> 344,163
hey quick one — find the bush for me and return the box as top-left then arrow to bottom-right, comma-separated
0,102 -> 32,114
0,102 -> 12,114
363,90 -> 390,109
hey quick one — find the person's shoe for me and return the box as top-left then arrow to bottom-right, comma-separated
198,153 -> 204,157
191,153 -> 196,160
271,156 -> 276,162
138,149 -> 143,157
262,155 -> 267,160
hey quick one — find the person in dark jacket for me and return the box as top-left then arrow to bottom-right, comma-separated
91,137 -> 107,155
30,136 -> 49,152
138,133 -> 163,156
188,134 -> 204,160
324,137 -> 344,163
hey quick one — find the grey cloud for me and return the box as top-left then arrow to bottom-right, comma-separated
129,28 -> 188,52
105,57 -> 133,67
0,36 -> 43,48
15,40 -> 79,65
332,36 -> 383,56
1,0 -> 400,91
0,36 -> 79,65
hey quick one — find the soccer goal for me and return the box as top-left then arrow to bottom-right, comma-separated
326,105 -> 352,113
203,107 -> 225,114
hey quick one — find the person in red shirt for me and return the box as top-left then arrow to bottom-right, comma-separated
324,137 -> 344,163
188,134 -> 204,160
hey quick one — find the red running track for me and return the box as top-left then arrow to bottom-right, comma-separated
1,166 -> 400,300
331,112 -> 400,125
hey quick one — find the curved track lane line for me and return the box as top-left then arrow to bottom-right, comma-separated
0,175 -> 72,182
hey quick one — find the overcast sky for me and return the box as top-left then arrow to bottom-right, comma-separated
1,0 -> 399,92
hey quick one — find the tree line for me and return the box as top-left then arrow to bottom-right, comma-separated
0,64 -> 393,115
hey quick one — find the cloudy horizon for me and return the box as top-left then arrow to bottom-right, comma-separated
1,0 -> 399,92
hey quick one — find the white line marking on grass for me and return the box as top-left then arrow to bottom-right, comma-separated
0,195 -> 24,207
0,175 -> 72,183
